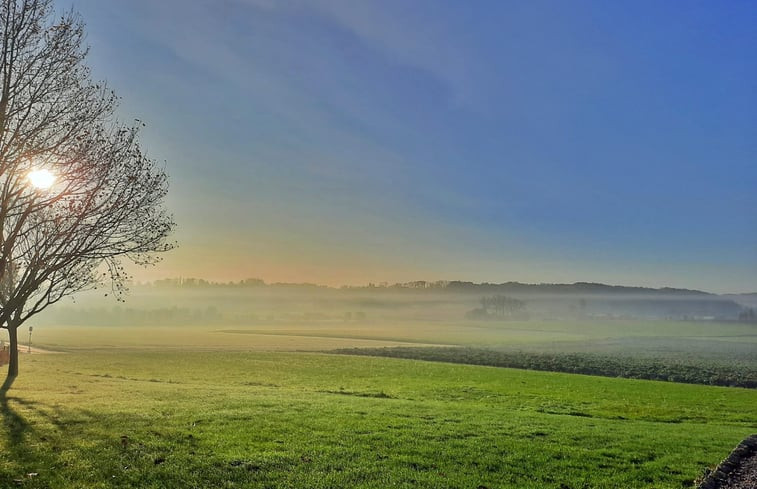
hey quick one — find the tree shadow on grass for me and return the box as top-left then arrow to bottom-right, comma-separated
0,374 -> 44,486
0,375 -> 94,486
0,376 -> 27,447
0,378 -> 115,487
0,378 -> 265,488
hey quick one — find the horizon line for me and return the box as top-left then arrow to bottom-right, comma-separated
125,276 -> 757,296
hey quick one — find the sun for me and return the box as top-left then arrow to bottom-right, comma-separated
27,168 -> 56,189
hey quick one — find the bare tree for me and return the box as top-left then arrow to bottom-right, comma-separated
0,0 -> 174,383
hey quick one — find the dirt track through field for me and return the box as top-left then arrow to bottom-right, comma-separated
22,346 -> 63,354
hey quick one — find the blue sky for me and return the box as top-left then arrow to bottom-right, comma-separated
71,0 -> 757,292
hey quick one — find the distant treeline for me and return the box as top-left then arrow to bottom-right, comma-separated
144,277 -> 714,295
79,278 -> 748,321
332,347 -> 757,389
148,277 -> 327,289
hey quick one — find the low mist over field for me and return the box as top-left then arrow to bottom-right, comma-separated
29,278 -> 757,368
39,277 -> 752,327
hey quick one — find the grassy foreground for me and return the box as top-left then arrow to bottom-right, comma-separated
1,351 -> 755,488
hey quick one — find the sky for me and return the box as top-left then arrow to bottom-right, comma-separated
69,0 -> 757,293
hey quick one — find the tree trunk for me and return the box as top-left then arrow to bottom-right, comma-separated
6,325 -> 17,378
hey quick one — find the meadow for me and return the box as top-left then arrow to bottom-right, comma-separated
0,319 -> 753,488
2,351 -> 756,488
30,318 -> 757,355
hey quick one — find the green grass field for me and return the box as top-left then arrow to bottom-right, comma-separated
30,319 -> 757,355
1,350 -> 755,488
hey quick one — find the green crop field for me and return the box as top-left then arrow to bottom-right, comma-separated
1,350 -> 755,488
